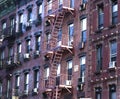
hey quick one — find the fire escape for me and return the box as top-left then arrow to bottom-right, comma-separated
43,2 -> 75,99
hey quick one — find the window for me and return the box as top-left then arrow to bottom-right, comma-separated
67,60 -> 72,80
59,0 -> 63,6
15,75 -> 20,89
82,0 -> 87,3
80,56 -> 86,83
110,40 -> 117,64
0,82 -> 2,97
36,36 -> 41,51
81,18 -> 87,42
111,0 -> 118,24
28,9 -> 32,22
34,70 -> 39,88
46,33 -> 51,49
38,4 -> 42,15
68,23 -> 74,46
96,45 -> 102,71
70,0 -> 74,8
95,87 -> 102,99
109,85 -> 116,99
8,47 -> 13,62
47,0 -> 52,13
57,29 -> 62,46
7,79 -> 11,98
44,67 -> 49,79
17,43 -> 22,54
56,64 -> 61,85
19,14 -> 23,24
0,51 -> 4,68
10,18 -> 15,34
24,73 -> 29,91
26,40 -> 31,53
2,22 -> 6,30
98,4 -> 104,29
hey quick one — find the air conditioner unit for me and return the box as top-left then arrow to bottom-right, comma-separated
34,51 -> 40,56
7,60 -> 12,65
23,90 -> 28,96
109,61 -> 116,68
79,3 -> 86,11
66,80 -> 72,86
33,88 -> 38,94
24,53 -> 30,59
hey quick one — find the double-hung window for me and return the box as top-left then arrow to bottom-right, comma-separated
111,0 -> 118,25
15,75 -> 20,89
28,9 -> 32,22
36,36 -> 41,51
26,40 -> 31,53
68,23 -> 74,46
96,45 -> 102,71
95,87 -> 102,99
0,51 -> 4,68
7,79 -> 11,98
109,84 -> 116,99
80,56 -> 86,83
34,70 -> 39,88
57,29 -> 62,46
56,64 -> 61,85
47,0 -> 52,13
46,33 -> 51,49
81,18 -> 87,42
0,82 -> 2,97
98,4 -> 104,29
24,73 -> 29,92
109,40 -> 117,68
67,60 -> 72,80
10,18 -> 15,34
70,0 -> 74,8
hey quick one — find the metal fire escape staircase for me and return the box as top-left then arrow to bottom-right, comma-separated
45,7 -> 75,99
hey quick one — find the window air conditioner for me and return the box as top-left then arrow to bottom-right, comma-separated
24,53 -> 30,59
33,88 -> 38,94
66,80 -> 72,86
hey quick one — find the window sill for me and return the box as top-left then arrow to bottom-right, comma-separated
94,70 -> 102,75
108,24 -> 116,29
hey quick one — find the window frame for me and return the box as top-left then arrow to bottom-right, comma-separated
95,87 -> 102,99
67,60 -> 72,80
26,40 -> 31,53
96,44 -> 102,71
81,18 -> 87,42
80,56 -> 86,83
24,73 -> 29,91
111,0 -> 118,25
36,36 -> 41,51
34,70 -> 39,88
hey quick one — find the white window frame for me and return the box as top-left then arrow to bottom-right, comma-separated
24,73 -> 29,91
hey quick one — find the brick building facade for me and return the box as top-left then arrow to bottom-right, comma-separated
0,0 -> 119,99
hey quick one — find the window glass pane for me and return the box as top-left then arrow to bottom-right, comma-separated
26,74 -> 29,84
80,56 -> 86,65
20,14 -> 23,23
70,0 -> 74,8
113,4 -> 118,12
39,4 -> 42,14
67,60 -> 72,69
111,92 -> 116,99
57,64 -> 61,76
59,0 -> 63,5
81,18 -> 87,31
48,0 -> 52,10
110,41 -> 117,55
2,22 -> 6,29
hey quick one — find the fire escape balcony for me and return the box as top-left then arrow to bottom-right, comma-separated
5,53 -> 22,69
1,25 -> 16,40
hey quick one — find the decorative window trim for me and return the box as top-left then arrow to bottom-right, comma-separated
80,15 -> 87,20
18,9 -> 24,15
26,4 -> 33,10
33,66 -> 40,70
34,31 -> 42,37
25,35 -> 32,41
36,0 -> 43,6
23,69 -> 31,73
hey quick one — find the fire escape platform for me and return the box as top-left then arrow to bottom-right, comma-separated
59,85 -> 72,89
